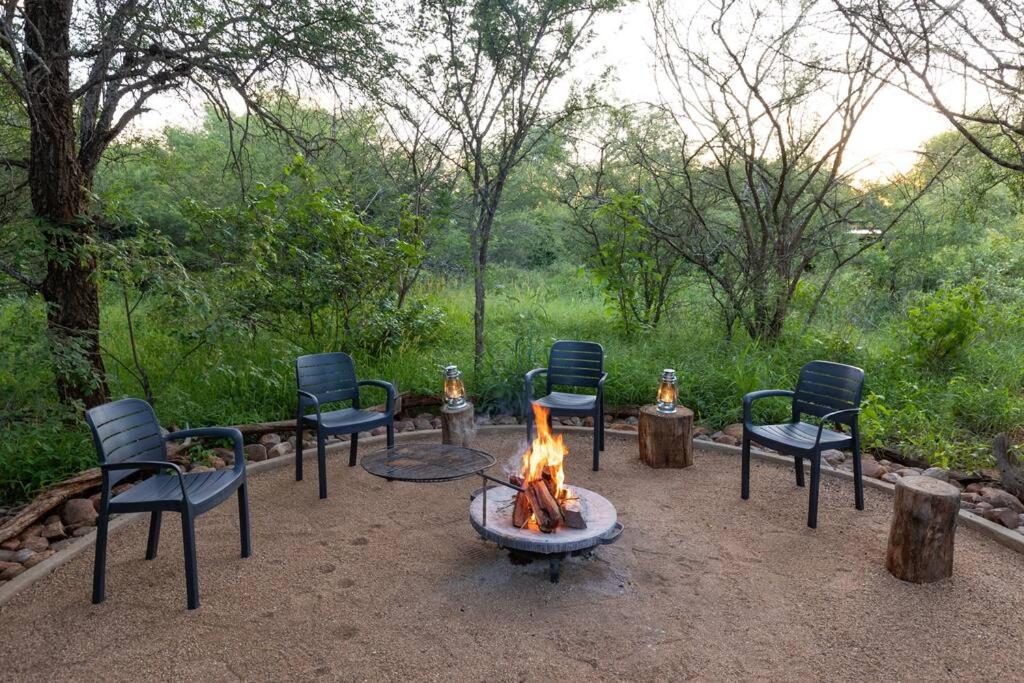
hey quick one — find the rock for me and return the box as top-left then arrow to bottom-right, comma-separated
713,434 -> 738,446
413,417 -> 433,430
244,443 -> 267,462
0,562 -> 25,581
960,502 -> 976,511
861,460 -> 886,478
0,549 -> 34,563
922,467 -> 950,482
415,412 -> 434,421
213,447 -> 234,465
259,433 -> 282,447
395,419 -> 416,432
582,416 -> 594,427
604,415 -> 614,423
431,418 -> 442,429
21,536 -> 48,553
209,456 -> 227,469
965,483 -> 985,494
878,459 -> 893,467
896,467 -> 922,477
189,465 -> 214,473
112,482 -> 134,496
693,426 -> 709,438
22,550 -> 54,568
494,415 -> 518,425
475,415 -> 493,426
722,423 -> 744,440
626,416 -> 639,425
89,493 -> 102,512
369,426 -> 384,436
568,416 -> 582,426
881,472 -> 901,484
961,492 -> 982,504
983,507 -> 1019,529
823,449 -> 845,466
975,501 -> 993,512
980,487 -> 1024,513
267,442 -> 293,459
18,524 -> 43,541
41,518 -> 65,540
167,450 -> 191,468
72,527 -> 94,538
0,538 -> 19,551
49,539 -> 74,553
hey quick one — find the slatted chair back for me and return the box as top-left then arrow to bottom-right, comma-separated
546,340 -> 605,393
85,398 -> 167,487
792,361 -> 865,425
296,352 -> 360,409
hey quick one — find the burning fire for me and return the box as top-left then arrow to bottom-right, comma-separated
509,404 -> 587,533
520,404 -> 569,501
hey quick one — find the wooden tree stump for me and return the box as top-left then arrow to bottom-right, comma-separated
886,476 -> 960,583
638,404 -> 694,468
441,403 -> 476,448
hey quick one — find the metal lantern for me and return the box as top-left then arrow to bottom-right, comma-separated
443,365 -> 468,408
656,368 -> 678,413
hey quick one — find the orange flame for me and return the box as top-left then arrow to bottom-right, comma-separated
520,404 -> 569,499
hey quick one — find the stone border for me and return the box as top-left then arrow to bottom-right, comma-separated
3,425 -> 1022,608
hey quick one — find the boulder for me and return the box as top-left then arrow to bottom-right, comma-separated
208,456 -> 227,470
395,419 -> 416,433
41,517 -> 66,540
612,422 -> 638,432
0,549 -> 34,563
20,536 -> 48,553
983,507 -> 1019,529
72,527 -> 94,538
18,524 -> 43,541
371,426 -> 386,436
267,443 -> 292,460
896,467 -> 923,477
980,487 -> 1024,513
493,415 -> 518,426
475,415 -> 493,426
244,443 -> 268,462
413,417 -> 433,430
213,447 -> 234,465
712,433 -> 738,446
693,426 -> 710,438
722,423 -> 744,440
415,412 -> 434,421
61,498 -> 98,527
0,561 -> 24,581
961,492 -> 981,504
0,538 -> 19,551
881,472 -> 901,484
823,449 -> 845,466
922,467 -> 950,482
22,550 -> 54,569
259,433 -> 282,447
861,460 -> 887,479
49,539 -> 74,553
582,416 -> 594,427
975,501 -> 993,512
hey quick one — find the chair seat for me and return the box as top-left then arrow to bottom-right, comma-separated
532,391 -> 597,413
747,421 -> 853,453
110,468 -> 243,513
302,407 -> 388,432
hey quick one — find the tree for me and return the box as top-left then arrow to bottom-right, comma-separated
647,0 -> 949,340
835,0 -> 1024,173
0,0 -> 385,409
395,0 -> 624,371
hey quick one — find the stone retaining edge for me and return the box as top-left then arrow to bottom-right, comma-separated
3,424 -> 1021,608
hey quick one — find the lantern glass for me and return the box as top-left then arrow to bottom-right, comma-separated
443,365 -> 467,408
656,369 -> 678,413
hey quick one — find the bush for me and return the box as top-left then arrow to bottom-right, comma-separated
906,283 -> 983,366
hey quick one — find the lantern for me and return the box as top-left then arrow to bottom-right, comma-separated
443,365 -> 468,408
656,369 -> 678,413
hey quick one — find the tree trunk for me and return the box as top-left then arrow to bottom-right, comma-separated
25,0 -> 109,409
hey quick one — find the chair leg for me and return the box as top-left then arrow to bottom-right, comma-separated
741,434 -> 751,500
793,456 -> 805,487
92,511 -> 110,604
597,407 -> 605,451
318,433 -> 329,500
145,511 -> 162,560
852,436 -> 865,511
238,483 -> 252,558
349,431 -> 359,467
295,419 -> 303,482
386,422 -> 395,449
592,423 -> 600,471
808,452 -> 821,529
181,509 -> 200,610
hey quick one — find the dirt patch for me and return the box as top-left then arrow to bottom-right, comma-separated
1,430 -> 1022,680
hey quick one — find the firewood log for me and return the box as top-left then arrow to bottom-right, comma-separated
513,491 -> 532,527
527,480 -> 562,533
559,498 -> 587,529
541,466 -> 558,499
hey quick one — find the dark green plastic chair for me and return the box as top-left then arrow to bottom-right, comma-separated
524,340 -> 607,470
295,352 -> 396,499
85,398 -> 250,610
740,360 -> 865,528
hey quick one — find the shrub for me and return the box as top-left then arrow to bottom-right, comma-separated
905,283 -> 983,366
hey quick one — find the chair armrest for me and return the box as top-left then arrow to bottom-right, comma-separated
814,408 -> 861,446
358,379 -> 397,414
297,389 -> 322,422
597,372 -> 608,398
165,427 -> 245,473
524,368 -> 548,412
742,390 -> 794,425
101,461 -> 188,501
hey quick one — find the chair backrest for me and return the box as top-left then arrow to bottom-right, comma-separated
84,398 -> 167,487
296,352 -> 359,409
793,361 -> 865,425
546,340 -> 604,393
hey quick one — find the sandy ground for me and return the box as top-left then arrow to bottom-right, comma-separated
1,430 -> 1023,681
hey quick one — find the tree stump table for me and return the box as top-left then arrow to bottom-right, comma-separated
638,404 -> 694,468
441,403 -> 477,448
886,475 -> 960,583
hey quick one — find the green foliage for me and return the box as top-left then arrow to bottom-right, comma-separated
905,283 -> 984,366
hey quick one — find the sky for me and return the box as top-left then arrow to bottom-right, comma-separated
134,2 -> 955,183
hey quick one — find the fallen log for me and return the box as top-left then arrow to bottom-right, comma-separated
0,468 -> 102,544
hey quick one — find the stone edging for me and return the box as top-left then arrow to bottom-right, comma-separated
2,425 -> 1022,608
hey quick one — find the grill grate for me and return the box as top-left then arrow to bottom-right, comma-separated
361,443 -> 496,483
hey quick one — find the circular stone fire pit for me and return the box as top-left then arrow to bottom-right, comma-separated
469,485 -> 622,582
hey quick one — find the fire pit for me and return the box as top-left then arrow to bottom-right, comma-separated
468,405 -> 623,582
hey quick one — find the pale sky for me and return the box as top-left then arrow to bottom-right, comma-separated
135,2 -> 954,183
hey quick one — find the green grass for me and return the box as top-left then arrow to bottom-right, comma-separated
3,262 -> 1024,505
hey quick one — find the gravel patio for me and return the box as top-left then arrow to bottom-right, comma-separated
1,429 -> 1022,680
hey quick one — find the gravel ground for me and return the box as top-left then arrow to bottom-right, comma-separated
2,430 -> 1023,681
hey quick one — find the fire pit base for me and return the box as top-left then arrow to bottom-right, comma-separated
469,485 -> 622,582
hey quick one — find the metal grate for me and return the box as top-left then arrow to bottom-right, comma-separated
361,443 -> 496,483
